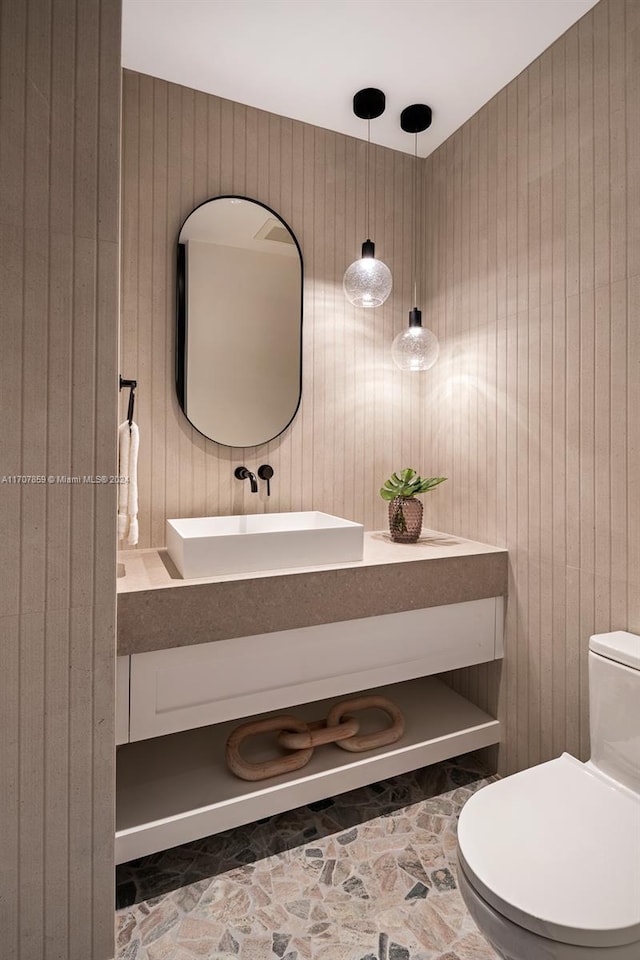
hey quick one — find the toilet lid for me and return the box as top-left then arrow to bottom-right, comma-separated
590,631 -> 640,670
457,754 -> 640,948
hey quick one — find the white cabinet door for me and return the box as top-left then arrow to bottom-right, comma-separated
129,597 -> 502,742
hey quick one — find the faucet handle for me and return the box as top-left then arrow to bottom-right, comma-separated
258,464 -> 274,496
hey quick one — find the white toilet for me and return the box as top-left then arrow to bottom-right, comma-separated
456,631 -> 640,959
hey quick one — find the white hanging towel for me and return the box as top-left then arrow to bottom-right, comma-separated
118,419 -> 139,546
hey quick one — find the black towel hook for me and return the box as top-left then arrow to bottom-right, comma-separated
119,376 -> 137,426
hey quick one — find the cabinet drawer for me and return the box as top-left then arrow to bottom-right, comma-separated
128,597 -> 502,742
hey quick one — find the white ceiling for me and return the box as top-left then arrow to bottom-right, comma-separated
122,0 -> 598,157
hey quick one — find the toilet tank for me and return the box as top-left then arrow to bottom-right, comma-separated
589,632 -> 640,795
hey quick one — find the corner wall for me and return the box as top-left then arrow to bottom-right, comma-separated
0,1 -> 121,956
423,0 -> 640,773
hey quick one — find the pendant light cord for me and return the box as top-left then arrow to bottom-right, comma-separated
366,116 -> 371,240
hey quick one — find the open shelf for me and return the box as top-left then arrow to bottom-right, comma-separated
116,676 -> 500,864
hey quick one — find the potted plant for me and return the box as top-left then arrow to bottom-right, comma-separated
380,468 -> 446,543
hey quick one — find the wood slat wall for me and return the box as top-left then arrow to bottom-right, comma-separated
424,0 -> 640,774
120,71 -> 430,547
0,1 -> 120,957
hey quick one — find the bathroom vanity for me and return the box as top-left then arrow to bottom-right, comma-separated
115,530 -> 507,864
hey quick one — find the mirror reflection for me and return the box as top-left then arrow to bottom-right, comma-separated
177,196 -> 303,447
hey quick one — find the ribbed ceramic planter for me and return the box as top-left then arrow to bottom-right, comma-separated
388,496 -> 423,543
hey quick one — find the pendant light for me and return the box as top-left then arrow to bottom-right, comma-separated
343,88 -> 392,308
391,103 -> 439,371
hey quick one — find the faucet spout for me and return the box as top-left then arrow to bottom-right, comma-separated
234,466 -> 258,493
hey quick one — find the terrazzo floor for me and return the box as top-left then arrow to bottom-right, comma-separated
116,752 -> 499,960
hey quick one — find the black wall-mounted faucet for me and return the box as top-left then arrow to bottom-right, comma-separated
234,466 -> 258,493
258,464 -> 274,496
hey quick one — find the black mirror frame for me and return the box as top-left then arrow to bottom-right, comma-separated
176,194 -> 304,447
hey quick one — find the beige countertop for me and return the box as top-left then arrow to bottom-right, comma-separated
117,530 -> 508,655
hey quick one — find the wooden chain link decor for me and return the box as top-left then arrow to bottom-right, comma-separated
225,695 -> 405,782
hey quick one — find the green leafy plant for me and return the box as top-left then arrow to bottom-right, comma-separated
380,468 -> 446,534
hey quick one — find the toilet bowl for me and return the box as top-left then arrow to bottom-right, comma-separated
456,631 -> 640,960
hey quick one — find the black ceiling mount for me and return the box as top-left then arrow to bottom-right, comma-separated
353,88 -> 386,120
400,103 -> 433,134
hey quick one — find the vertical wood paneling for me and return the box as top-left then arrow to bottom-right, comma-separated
0,227 -> 23,617
628,275 -> 640,635
0,613 -> 20,951
538,47 -> 554,765
0,1 -> 120,957
425,0 -> 639,775
18,611 -> 46,956
120,71 -> 424,545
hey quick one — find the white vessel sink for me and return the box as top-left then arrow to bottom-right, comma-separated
166,511 -> 364,578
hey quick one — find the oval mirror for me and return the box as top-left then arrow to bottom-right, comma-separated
176,196 -> 303,447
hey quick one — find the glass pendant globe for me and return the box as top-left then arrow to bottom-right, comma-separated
392,324 -> 439,371
343,255 -> 392,308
